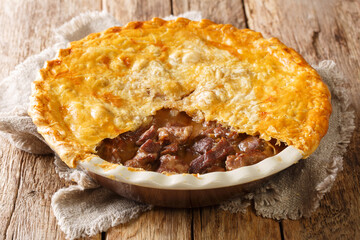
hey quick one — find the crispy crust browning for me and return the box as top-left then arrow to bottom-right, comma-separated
29,18 -> 332,168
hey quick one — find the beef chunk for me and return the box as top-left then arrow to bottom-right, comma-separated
157,126 -> 193,144
213,127 -> 228,138
225,151 -> 270,171
201,124 -> 229,138
139,139 -> 161,152
160,142 -> 179,155
121,127 -> 145,142
124,139 -> 161,171
201,124 -> 241,143
157,154 -> 189,174
238,136 -> 265,152
226,136 -> 276,171
189,138 -> 235,174
201,121 -> 217,133
238,136 -> 275,156
136,125 -> 157,145
192,137 -> 214,154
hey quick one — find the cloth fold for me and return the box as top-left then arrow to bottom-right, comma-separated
0,11 -> 355,240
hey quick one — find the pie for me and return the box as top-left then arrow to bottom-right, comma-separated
28,18 -> 332,175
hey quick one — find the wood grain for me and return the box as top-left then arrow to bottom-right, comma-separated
0,138 -> 68,239
106,208 -> 192,240
0,0 -> 102,239
0,0 -> 359,239
103,0 -> 171,23
172,0 -> 247,28
193,207 -> 281,239
244,0 -> 360,238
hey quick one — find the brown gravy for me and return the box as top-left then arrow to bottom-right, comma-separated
96,109 -> 286,174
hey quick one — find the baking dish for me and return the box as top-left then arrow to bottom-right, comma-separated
79,146 -> 302,207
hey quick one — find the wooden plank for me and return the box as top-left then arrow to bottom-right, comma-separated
193,207 -> 281,239
103,0 -> 171,23
172,1 -> 282,239
0,0 -> 102,239
0,0 -> 101,80
106,208 -> 192,240
172,0 -> 247,28
244,0 -> 360,238
0,139 -> 68,239
0,139 -> 25,239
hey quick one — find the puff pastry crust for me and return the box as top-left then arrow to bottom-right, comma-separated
29,18 -> 332,168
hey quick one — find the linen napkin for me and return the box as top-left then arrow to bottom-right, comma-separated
0,11 -> 355,239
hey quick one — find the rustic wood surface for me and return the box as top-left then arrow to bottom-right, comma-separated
0,0 -> 359,239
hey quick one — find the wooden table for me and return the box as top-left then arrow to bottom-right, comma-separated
1,0 -> 359,239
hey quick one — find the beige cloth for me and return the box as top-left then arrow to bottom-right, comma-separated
0,11 -> 355,240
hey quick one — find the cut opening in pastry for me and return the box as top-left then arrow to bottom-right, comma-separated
96,109 -> 287,174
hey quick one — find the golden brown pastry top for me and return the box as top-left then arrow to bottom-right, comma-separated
29,18 -> 332,168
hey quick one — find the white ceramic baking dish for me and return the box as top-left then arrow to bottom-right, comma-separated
79,146 -> 302,207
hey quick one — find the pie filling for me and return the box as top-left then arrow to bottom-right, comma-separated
96,109 -> 286,174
